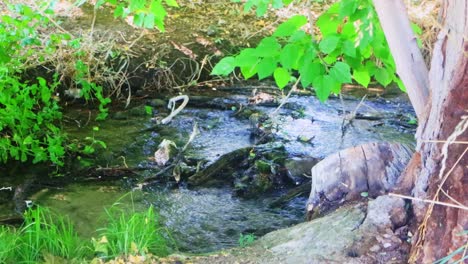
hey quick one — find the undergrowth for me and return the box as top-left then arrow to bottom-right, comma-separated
0,199 -> 171,263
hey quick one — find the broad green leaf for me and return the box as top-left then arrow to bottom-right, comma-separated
256,37 -> 281,57
211,56 -> 236,76
312,75 -> 331,102
339,0 -> 358,18
341,22 -> 356,38
273,15 -> 308,37
133,13 -> 145,27
114,4 -> 125,18
330,62 -> 351,83
0,49 -> 11,63
342,40 -> 356,57
319,36 -> 340,54
143,13 -> 155,29
324,75 -> 342,94
365,60 -> 377,75
394,76 -> 406,92
323,54 -> 337,64
353,69 -> 371,87
374,67 -> 392,86
272,0 -> 283,8
299,62 -> 324,87
256,2 -> 268,16
280,43 -> 303,70
257,57 -> 277,80
273,67 -> 291,89
165,0 -> 179,7
241,65 -> 258,79
316,13 -> 340,35
235,48 -> 258,67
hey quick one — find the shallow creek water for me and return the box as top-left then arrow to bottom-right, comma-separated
25,89 -> 415,253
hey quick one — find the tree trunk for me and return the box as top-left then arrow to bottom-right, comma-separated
372,0 -> 430,120
374,0 -> 468,263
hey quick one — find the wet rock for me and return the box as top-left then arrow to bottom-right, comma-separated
189,204 -> 368,263
188,142 -> 290,197
284,157 -> 318,185
363,195 -> 408,230
148,98 -> 167,108
306,142 -> 413,217
268,181 -> 311,208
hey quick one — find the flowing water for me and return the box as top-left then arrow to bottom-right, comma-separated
4,88 -> 416,253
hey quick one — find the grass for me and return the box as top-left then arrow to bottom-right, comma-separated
0,226 -> 18,263
0,195 -> 171,263
97,200 -> 171,259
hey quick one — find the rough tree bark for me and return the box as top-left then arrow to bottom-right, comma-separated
373,0 -> 467,263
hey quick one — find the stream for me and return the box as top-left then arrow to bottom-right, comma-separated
1,87 -> 416,254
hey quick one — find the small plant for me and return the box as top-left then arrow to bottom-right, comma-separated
96,195 -> 170,259
239,233 -> 256,248
16,206 -> 90,262
0,226 -> 18,263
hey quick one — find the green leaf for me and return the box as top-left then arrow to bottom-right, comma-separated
339,0 -> 358,18
133,13 -> 145,27
257,57 -> 277,80
353,69 -> 371,88
0,49 -> 11,63
365,61 -> 377,76
329,62 -> 351,83
316,13 -> 340,35
342,40 -> 356,57
235,48 -> 258,67
273,15 -> 308,37
145,106 -> 153,115
165,0 -> 179,7
312,75 -> 331,102
273,67 -> 291,89
256,37 -> 281,57
394,76 -> 406,92
299,62 -> 324,87
324,74 -> 342,94
143,13 -> 155,29
241,65 -> 258,79
114,4 -> 125,18
255,2 -> 268,16
319,36 -> 340,54
280,43 -> 303,70
374,67 -> 392,86
211,56 -> 236,76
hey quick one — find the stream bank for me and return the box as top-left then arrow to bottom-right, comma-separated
1,86 -> 416,257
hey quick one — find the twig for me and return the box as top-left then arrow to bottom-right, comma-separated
389,193 -> 468,211
422,140 -> 468,144
270,76 -> 301,116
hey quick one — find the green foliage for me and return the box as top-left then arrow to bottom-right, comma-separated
75,0 -> 178,31
0,2 -> 111,165
0,226 -> 18,263
238,233 -> 256,247
0,201 -> 170,262
232,0 -> 294,16
214,0 -> 404,102
0,4 -> 66,165
96,196 -> 170,258
18,206 -> 89,262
